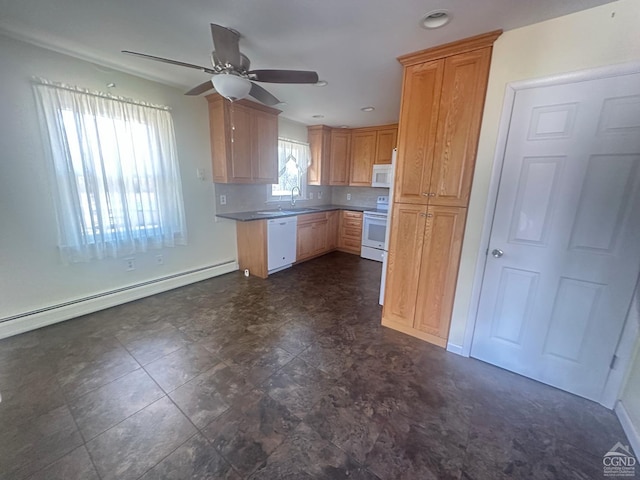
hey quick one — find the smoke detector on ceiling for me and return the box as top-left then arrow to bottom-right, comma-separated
421,10 -> 451,29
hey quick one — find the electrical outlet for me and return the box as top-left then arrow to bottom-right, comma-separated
220,194 -> 227,205
318,191 -> 323,200
309,192 -> 314,200
155,254 -> 164,265
196,168 -> 205,181
347,193 -> 352,201
125,258 -> 135,271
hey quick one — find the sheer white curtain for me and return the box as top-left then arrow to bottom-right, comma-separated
271,138 -> 310,197
33,78 -> 187,263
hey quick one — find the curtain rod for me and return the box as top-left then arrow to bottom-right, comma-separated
278,137 -> 309,147
32,77 -> 171,111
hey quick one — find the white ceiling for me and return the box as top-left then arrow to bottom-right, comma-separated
1,0 -> 616,127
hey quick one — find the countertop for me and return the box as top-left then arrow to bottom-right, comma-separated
216,204 -> 372,221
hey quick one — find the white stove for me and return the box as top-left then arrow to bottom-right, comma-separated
361,196 -> 389,262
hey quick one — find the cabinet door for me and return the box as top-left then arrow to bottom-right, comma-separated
307,126 -> 331,186
374,127 -> 398,164
414,206 -> 467,344
209,97 -> 231,182
327,211 -> 339,250
296,221 -> 315,262
382,204 -> 427,327
329,130 -> 351,186
229,103 -> 253,183
430,48 -> 491,206
395,60 -> 444,204
349,130 -> 377,186
312,219 -> 329,255
252,109 -> 278,183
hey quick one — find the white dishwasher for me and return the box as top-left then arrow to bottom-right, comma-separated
267,216 -> 298,274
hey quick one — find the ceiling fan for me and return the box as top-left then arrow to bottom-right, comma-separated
122,24 -> 319,106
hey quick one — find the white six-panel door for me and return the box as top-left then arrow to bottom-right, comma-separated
471,71 -> 640,401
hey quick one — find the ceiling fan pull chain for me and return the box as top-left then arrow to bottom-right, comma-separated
230,103 -> 235,144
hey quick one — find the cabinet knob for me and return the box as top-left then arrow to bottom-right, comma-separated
429,192 -> 436,197
421,192 -> 429,197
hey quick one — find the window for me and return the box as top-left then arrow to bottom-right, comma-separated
34,78 -> 187,263
270,138 -> 310,199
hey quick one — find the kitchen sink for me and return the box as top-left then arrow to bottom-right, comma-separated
278,207 -> 319,214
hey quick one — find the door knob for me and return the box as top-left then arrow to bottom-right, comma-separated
491,249 -> 504,258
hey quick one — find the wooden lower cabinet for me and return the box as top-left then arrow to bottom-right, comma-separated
296,212 -> 330,262
382,203 -> 467,347
338,211 -> 363,254
236,220 -> 268,279
327,211 -> 339,250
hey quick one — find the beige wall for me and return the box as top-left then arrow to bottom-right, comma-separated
0,34 -> 237,319
449,0 -> 640,350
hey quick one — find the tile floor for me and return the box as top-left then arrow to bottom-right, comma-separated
0,252 -> 629,479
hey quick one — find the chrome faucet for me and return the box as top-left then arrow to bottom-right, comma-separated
291,186 -> 300,206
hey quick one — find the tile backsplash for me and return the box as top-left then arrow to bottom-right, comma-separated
215,183 -> 332,214
331,186 -> 390,207
215,184 -> 389,214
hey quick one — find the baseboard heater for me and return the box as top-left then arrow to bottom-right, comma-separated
0,260 -> 239,339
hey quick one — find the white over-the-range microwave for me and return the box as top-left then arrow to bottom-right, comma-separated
371,164 -> 393,188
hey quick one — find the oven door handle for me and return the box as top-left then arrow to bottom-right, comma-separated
363,213 -> 388,220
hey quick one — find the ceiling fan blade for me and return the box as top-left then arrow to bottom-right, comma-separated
248,69 -> 319,84
249,82 -> 280,106
122,50 -> 216,74
210,24 -> 241,69
185,80 -> 214,96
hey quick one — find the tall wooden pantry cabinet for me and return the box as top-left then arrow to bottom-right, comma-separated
382,31 -> 501,347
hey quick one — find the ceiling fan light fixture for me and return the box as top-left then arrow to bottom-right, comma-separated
421,10 -> 451,29
212,74 -> 251,101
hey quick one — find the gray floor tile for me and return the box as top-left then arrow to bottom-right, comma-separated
168,362 -> 231,428
250,423 -> 380,480
116,321 -> 193,365
0,405 -> 83,480
202,391 -> 300,477
86,396 -> 196,480
55,343 -> 140,399
139,434 -> 241,480
26,445 -> 99,480
69,368 -> 165,440
144,344 -> 220,392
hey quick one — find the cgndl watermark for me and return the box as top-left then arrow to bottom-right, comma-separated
603,442 -> 636,477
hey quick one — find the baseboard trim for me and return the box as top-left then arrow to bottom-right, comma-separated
446,342 -> 466,356
0,260 -> 239,340
615,400 -> 640,457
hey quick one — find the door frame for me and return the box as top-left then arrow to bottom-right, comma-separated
460,60 -> 640,408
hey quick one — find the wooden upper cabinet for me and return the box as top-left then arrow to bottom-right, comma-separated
229,103 -> 253,182
207,94 -> 281,184
430,47 -> 492,207
251,109 -> 278,183
329,130 -> 351,186
394,59 -> 445,204
307,125 -> 332,186
374,127 -> 398,164
349,130 -> 377,186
